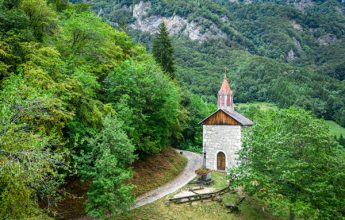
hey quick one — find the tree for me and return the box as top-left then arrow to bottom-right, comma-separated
0,77 -> 68,219
105,59 -> 182,155
20,0 -> 57,40
229,108 -> 345,220
85,148 -> 134,219
152,22 -> 175,78
75,115 -> 136,219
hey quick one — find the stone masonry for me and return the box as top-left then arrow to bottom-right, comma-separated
203,125 -> 241,170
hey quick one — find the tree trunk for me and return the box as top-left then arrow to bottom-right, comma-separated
289,209 -> 295,220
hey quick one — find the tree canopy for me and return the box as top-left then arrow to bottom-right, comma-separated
0,0 -> 196,218
229,107 -> 345,219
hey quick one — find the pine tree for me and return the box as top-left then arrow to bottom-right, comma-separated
152,22 -> 175,78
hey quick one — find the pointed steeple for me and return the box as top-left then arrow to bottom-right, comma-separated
219,72 -> 231,94
217,67 -> 234,112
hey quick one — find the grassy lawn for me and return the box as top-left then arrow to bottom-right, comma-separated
119,172 -> 281,220
236,102 -> 278,112
325,120 -> 345,138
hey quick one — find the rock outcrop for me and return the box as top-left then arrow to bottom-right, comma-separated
130,1 -> 227,42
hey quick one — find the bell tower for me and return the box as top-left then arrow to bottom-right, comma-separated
200,66 -> 253,170
217,67 -> 234,112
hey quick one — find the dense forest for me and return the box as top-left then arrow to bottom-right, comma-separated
0,0 -> 213,218
78,0 -> 345,128
1,0 -> 345,219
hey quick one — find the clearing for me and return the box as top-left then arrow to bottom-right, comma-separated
119,172 -> 282,220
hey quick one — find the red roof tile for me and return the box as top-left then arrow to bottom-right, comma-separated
218,74 -> 231,94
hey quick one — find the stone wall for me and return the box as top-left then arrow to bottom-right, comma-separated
203,125 -> 241,170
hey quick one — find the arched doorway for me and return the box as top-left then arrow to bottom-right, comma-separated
217,152 -> 226,170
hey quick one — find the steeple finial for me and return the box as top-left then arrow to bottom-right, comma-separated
218,66 -> 234,112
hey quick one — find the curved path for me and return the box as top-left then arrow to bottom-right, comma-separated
132,150 -> 202,209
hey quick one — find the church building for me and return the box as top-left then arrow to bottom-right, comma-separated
200,73 -> 253,171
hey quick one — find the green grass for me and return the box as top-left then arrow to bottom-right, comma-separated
325,120 -> 345,138
118,172 -> 281,220
236,102 -> 278,112
211,171 -> 229,190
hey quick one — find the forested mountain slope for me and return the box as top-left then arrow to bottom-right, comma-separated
0,0 -> 205,218
76,0 -> 345,126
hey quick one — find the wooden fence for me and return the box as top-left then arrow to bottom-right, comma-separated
168,184 -> 232,204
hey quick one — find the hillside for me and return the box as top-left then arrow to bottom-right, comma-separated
1,0 -> 345,219
76,0 -> 345,127
0,0 -> 191,218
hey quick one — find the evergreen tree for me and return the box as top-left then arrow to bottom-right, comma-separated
152,22 -> 175,78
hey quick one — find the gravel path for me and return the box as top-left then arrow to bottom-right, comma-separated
132,150 -> 202,209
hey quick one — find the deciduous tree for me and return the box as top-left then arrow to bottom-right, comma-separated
75,115 -> 136,218
229,108 -> 345,220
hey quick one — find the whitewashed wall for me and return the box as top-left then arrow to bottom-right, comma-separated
202,125 -> 241,170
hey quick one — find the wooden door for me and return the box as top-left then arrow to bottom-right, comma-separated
217,152 -> 226,170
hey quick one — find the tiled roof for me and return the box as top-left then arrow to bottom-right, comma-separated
218,74 -> 232,94
223,109 -> 253,126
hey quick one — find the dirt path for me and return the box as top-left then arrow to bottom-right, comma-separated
132,150 -> 202,209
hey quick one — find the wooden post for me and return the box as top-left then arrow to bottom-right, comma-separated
202,152 -> 207,168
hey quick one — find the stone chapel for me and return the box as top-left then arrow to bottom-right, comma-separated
200,72 -> 253,171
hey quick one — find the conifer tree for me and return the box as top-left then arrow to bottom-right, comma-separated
152,22 -> 175,78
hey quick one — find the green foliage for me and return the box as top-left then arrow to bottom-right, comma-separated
0,0 -> 191,218
174,41 -> 345,127
0,78 -> 67,219
105,58 -> 182,155
84,0 -> 345,128
86,148 -> 134,219
179,90 -> 216,152
152,22 -> 175,78
20,0 -> 57,40
229,107 -> 345,219
324,120 -> 345,138
76,115 -> 135,218
337,134 -> 345,148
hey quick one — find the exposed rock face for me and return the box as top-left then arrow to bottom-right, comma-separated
130,1 -> 227,42
229,0 -> 253,4
290,0 -> 314,11
97,8 -> 104,16
293,37 -> 302,50
287,48 -> 295,62
291,20 -> 303,32
229,0 -> 314,9
318,34 -> 338,46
